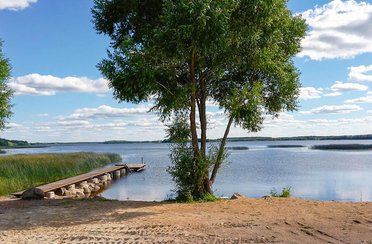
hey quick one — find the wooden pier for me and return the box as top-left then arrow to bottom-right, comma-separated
13,164 -> 145,198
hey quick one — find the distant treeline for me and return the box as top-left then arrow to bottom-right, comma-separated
104,140 -> 164,144
0,138 -> 30,147
226,134 -> 372,142
4,134 -> 372,146
165,134 -> 372,143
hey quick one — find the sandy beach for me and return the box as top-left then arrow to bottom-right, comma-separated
0,196 -> 371,243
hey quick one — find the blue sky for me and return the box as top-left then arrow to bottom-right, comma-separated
0,0 -> 372,142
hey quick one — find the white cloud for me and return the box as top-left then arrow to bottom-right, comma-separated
299,0 -> 372,60
345,94 -> 372,103
206,99 -> 220,108
0,0 -> 37,10
6,122 -> 22,128
299,87 -> 323,100
348,65 -> 372,82
324,92 -> 342,97
330,81 -> 368,91
301,104 -> 363,114
8,74 -> 110,96
61,105 -> 151,120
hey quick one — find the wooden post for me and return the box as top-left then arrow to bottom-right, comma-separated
114,170 -> 121,180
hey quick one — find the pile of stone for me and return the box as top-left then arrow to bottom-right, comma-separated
45,173 -> 113,199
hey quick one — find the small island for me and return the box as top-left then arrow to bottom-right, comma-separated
267,145 -> 305,148
312,144 -> 372,151
226,146 -> 249,150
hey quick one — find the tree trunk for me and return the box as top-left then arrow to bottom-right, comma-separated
199,79 -> 212,194
210,116 -> 234,185
199,79 -> 207,158
190,47 -> 199,158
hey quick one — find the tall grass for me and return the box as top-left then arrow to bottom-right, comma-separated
0,152 -> 121,196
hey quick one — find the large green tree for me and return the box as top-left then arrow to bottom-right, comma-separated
92,0 -> 306,198
0,40 -> 13,130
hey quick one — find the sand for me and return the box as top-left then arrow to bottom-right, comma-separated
0,196 -> 371,243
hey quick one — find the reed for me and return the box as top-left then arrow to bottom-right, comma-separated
311,144 -> 372,150
0,152 -> 121,195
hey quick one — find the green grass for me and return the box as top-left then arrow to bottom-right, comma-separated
0,152 -> 121,196
270,187 -> 292,198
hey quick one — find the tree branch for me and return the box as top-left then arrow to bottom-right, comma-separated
209,115 -> 234,185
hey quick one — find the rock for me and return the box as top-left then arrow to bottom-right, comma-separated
262,195 -> 272,200
88,184 -> 95,191
88,178 -> 100,184
77,181 -> 88,188
231,192 -> 245,200
67,184 -> 75,190
82,186 -> 91,194
99,175 -> 108,182
21,188 -> 45,200
45,191 -> 55,199
106,173 -> 112,181
75,188 -> 85,198
55,187 -> 66,196
64,188 -> 77,198
92,185 -> 101,192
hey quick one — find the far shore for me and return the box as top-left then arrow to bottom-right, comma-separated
0,196 -> 371,243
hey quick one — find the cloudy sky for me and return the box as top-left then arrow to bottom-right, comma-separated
0,0 -> 372,142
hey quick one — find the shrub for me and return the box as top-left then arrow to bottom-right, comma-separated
166,113 -> 222,202
270,187 -> 292,198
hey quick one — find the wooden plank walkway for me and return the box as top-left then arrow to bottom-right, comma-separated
116,164 -> 145,171
13,164 -> 145,197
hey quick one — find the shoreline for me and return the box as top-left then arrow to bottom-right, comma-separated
0,196 -> 371,243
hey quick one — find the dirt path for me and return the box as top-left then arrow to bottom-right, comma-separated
0,197 -> 371,243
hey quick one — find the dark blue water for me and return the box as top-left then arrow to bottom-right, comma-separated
4,140 -> 372,202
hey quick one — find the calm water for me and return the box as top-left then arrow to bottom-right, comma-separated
4,140 -> 372,202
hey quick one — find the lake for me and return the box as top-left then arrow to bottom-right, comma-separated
4,140 -> 372,202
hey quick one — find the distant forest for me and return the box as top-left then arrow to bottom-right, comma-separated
107,134 -> 372,144
0,138 -> 30,147
2,134 -> 372,146
224,134 -> 372,142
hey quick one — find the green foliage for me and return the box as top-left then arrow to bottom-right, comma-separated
165,112 -> 191,143
166,113 -> 229,201
92,0 -> 307,197
0,152 -> 121,195
166,113 -> 214,201
270,187 -> 292,198
167,138 -> 212,201
92,0 -> 306,122
0,138 -> 30,147
0,40 -> 13,131
197,192 -> 219,202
